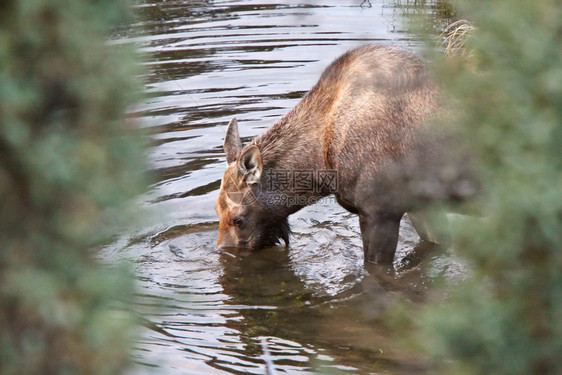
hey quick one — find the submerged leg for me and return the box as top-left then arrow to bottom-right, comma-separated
407,210 -> 451,246
359,212 -> 404,264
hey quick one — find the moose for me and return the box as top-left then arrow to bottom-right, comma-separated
215,44 -> 472,264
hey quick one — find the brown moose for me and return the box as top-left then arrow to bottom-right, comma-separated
215,44 -> 470,264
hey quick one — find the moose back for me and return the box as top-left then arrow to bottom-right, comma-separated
215,44 -> 462,264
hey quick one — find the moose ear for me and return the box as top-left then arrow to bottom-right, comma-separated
224,118 -> 243,164
238,145 -> 262,185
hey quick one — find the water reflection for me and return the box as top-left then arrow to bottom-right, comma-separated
114,213 -> 459,374
105,1 -> 461,374
218,245 -> 426,374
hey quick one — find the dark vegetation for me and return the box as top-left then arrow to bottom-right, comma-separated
0,0 -> 146,373
414,0 -> 562,374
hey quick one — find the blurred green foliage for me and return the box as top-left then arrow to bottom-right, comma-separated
421,0 -> 562,374
0,0 -> 146,374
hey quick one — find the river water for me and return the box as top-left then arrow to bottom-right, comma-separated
104,1 -> 463,374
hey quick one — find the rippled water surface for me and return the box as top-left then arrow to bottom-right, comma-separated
104,1 -> 463,374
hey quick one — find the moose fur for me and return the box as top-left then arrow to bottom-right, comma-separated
215,44 -> 472,264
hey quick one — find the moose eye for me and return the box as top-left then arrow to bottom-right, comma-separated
232,217 -> 244,228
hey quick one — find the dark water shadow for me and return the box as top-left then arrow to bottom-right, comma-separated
216,244 -> 434,374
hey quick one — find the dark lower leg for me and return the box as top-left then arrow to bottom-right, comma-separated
360,212 -> 403,264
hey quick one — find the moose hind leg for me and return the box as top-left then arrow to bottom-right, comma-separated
407,210 -> 451,247
359,212 -> 404,264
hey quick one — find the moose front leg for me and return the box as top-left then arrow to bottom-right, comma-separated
359,212 -> 404,264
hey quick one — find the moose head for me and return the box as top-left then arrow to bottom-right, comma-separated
215,118 -> 290,250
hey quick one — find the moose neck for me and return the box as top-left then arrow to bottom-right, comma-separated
254,87 -> 338,216
255,80 -> 336,172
